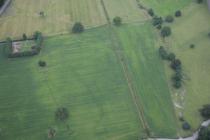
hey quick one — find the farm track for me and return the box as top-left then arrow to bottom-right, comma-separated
100,0 -> 150,136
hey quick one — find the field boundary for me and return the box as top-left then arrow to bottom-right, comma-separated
100,0 -> 150,137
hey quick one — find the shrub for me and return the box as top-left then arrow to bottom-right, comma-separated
152,16 -> 163,26
38,60 -> 46,67
171,59 -> 182,71
182,122 -> 191,130
113,16 -> 122,26
200,104 -> 210,119
22,33 -> 27,40
167,52 -> 176,61
72,22 -> 84,33
148,9 -> 154,17
55,107 -> 69,121
175,10 -> 182,17
161,26 -> 172,37
190,44 -> 195,49
165,15 -> 174,23
159,46 -> 168,59
197,127 -> 210,140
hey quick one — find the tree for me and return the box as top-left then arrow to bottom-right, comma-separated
23,33 -> 27,40
171,59 -> 181,71
161,26 -> 172,37
113,16 -> 122,26
159,46 -> 168,59
165,15 -> 174,23
167,52 -> 176,61
38,60 -> 46,67
72,22 -> 84,33
197,127 -> 210,140
152,16 -> 163,26
175,10 -> 182,17
55,107 -> 69,121
39,11 -> 45,17
197,0 -> 203,4
48,128 -> 56,139
148,9 -> 154,17
200,104 -> 210,119
208,32 -> 210,37
182,122 -> 191,130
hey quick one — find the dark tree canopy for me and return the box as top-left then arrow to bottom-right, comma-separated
161,26 -> 172,37
72,22 -> 84,33
175,10 -> 182,17
165,15 -> 174,23
148,8 -> 154,17
113,16 -> 122,26
197,127 -> 210,140
200,104 -> 210,119
152,16 -> 163,26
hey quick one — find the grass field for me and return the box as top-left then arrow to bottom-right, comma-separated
0,27 -> 145,140
141,0 -> 192,16
114,23 -> 178,137
103,0 -> 149,23
162,2 -> 210,134
0,0 -> 106,40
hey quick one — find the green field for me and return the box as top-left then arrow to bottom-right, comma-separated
1,0 -> 210,139
0,27 -> 145,140
103,0 -> 149,23
114,23 -> 177,137
162,2 -> 210,134
141,0 -> 192,16
0,0 -> 106,40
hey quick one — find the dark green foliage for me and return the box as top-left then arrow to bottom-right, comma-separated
152,16 -> 163,26
156,25 -> 162,30
190,44 -> 195,49
200,104 -> 210,119
0,0 -> 5,7
38,60 -> 46,67
148,8 -> 154,17
159,46 -> 168,59
165,15 -> 174,23
208,33 -> 210,37
22,33 -> 27,40
55,107 -> 69,121
113,16 -> 122,26
197,127 -> 210,140
72,22 -> 84,33
197,0 -> 203,4
175,10 -> 182,17
171,59 -> 182,71
167,52 -> 176,61
161,26 -> 172,37
182,122 -> 191,130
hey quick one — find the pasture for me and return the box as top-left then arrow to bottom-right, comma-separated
115,23 -> 178,137
0,27 -> 144,140
163,2 -> 210,135
0,0 -> 106,40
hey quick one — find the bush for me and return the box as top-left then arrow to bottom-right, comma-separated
197,127 -> 210,140
200,104 -> 210,119
38,60 -> 46,67
148,9 -> 154,17
167,52 -> 176,61
156,25 -> 162,30
182,122 -> 191,130
23,33 -> 27,40
55,107 -> 69,121
159,46 -> 168,59
171,59 -> 182,71
152,16 -> 163,26
0,0 -> 5,7
72,22 -> 84,33
161,26 -> 172,37
175,10 -> 182,17
190,44 -> 195,49
165,15 -> 174,23
113,16 -> 122,26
